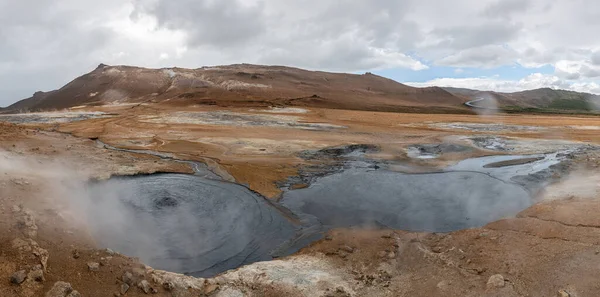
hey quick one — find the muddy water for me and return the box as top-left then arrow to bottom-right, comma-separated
281,169 -> 530,232
86,140 -> 572,277
85,174 -> 296,277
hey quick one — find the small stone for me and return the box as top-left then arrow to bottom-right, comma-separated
33,246 -> 49,271
45,281 -> 73,297
87,262 -> 100,271
66,290 -> 81,297
204,283 -> 219,295
324,235 -> 333,241
340,245 -> 354,253
120,283 -> 130,294
486,274 -> 505,289
138,280 -> 152,294
72,250 -> 80,259
10,270 -> 27,284
437,280 -> 450,290
377,251 -> 387,258
12,205 -> 21,213
387,251 -> 396,259
163,281 -> 174,291
432,246 -> 443,253
557,290 -> 571,297
381,232 -> 393,239
122,271 -> 134,285
105,248 -> 116,255
28,269 -> 45,282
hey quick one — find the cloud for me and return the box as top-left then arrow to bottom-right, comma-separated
405,73 -> 600,94
436,45 -> 518,68
3,0 -> 600,106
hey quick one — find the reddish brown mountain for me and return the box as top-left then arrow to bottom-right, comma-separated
4,64 -> 468,114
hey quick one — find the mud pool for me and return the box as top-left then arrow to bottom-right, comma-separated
84,174 -> 297,277
82,146 -> 574,277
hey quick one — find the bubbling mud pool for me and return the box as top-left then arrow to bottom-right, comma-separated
81,150 -> 572,277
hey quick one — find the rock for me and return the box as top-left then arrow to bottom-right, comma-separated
138,280 -> 152,294
557,290 -> 571,297
105,248 -> 116,255
436,280 -> 450,290
72,250 -> 80,259
204,283 -> 220,295
28,268 -> 45,282
122,271 -> 134,285
87,262 -> 100,271
486,274 -> 505,289
12,205 -> 21,213
12,238 -> 31,252
387,251 -> 396,259
381,232 -> 393,239
340,245 -> 354,253
33,246 -> 49,271
377,251 -> 387,258
120,283 -> 130,294
66,291 -> 81,297
10,270 -> 27,284
45,281 -> 73,297
163,281 -> 174,291
132,267 -> 146,278
18,209 -> 38,238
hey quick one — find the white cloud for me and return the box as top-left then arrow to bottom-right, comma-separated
3,0 -> 600,106
436,45 -> 518,68
405,73 -> 600,94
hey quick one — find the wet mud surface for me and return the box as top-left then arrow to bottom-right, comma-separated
0,112 -> 113,124
281,169 -> 530,232
80,142 -> 587,278
83,174 -> 297,277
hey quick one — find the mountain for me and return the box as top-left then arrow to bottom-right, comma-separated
444,87 -> 600,112
3,64 -> 468,114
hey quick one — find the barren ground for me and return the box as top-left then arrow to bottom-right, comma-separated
1,105 -> 600,297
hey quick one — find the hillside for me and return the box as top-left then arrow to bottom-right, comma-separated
3,64 -> 468,114
445,87 -> 600,112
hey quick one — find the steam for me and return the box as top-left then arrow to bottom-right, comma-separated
466,93 -> 499,116
0,150 -> 296,277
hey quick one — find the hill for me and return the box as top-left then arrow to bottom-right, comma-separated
3,64 -> 467,114
444,87 -> 600,112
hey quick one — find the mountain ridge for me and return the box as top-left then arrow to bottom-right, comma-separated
4,63 -> 600,114
1,63 -> 468,114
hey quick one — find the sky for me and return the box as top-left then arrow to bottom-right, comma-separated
2,0 -> 600,106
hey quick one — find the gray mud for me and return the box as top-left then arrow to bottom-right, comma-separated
406,143 -> 472,159
84,174 -> 297,277
0,112 -> 113,124
281,169 -> 530,232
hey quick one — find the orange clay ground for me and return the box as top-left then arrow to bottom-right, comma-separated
1,105 -> 600,296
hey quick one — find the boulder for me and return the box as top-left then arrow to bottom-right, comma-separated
87,262 -> 100,271
10,270 -> 27,284
486,274 -> 505,289
45,281 -> 73,297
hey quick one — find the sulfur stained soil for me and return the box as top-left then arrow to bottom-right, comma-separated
1,105 -> 600,296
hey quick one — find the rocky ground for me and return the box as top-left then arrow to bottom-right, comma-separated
1,106 -> 600,296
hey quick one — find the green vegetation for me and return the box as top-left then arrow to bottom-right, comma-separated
501,105 -> 600,115
547,98 -> 592,111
